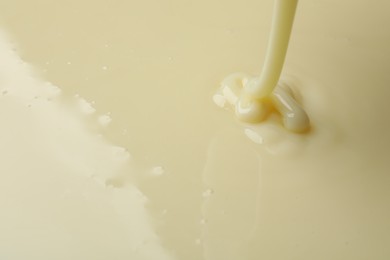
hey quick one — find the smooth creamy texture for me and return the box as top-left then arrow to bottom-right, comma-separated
0,31 -> 174,260
243,0 -> 298,98
215,74 -> 310,132
216,0 -> 309,131
1,0 -> 390,260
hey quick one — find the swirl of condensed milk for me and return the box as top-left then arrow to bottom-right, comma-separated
219,73 -> 309,132
216,0 -> 310,132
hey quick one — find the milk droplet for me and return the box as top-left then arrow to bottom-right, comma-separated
202,188 -> 214,198
151,166 -> 165,176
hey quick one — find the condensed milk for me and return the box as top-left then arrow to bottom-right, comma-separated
0,0 -> 389,259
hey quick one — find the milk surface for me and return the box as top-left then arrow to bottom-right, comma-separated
0,0 -> 389,259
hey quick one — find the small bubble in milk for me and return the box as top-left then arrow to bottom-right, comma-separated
202,188 -> 214,198
151,166 -> 165,176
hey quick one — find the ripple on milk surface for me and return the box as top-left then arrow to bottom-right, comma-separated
0,30 -> 175,260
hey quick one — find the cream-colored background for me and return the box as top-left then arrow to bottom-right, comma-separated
0,0 -> 389,259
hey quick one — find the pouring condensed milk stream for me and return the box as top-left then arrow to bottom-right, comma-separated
216,0 -> 310,132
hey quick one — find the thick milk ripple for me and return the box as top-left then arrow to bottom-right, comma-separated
214,73 -> 342,157
0,31 -> 175,260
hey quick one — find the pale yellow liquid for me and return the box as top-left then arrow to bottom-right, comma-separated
218,0 -> 309,131
1,0 -> 390,260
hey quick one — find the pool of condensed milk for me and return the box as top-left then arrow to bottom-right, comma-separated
0,0 -> 389,259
